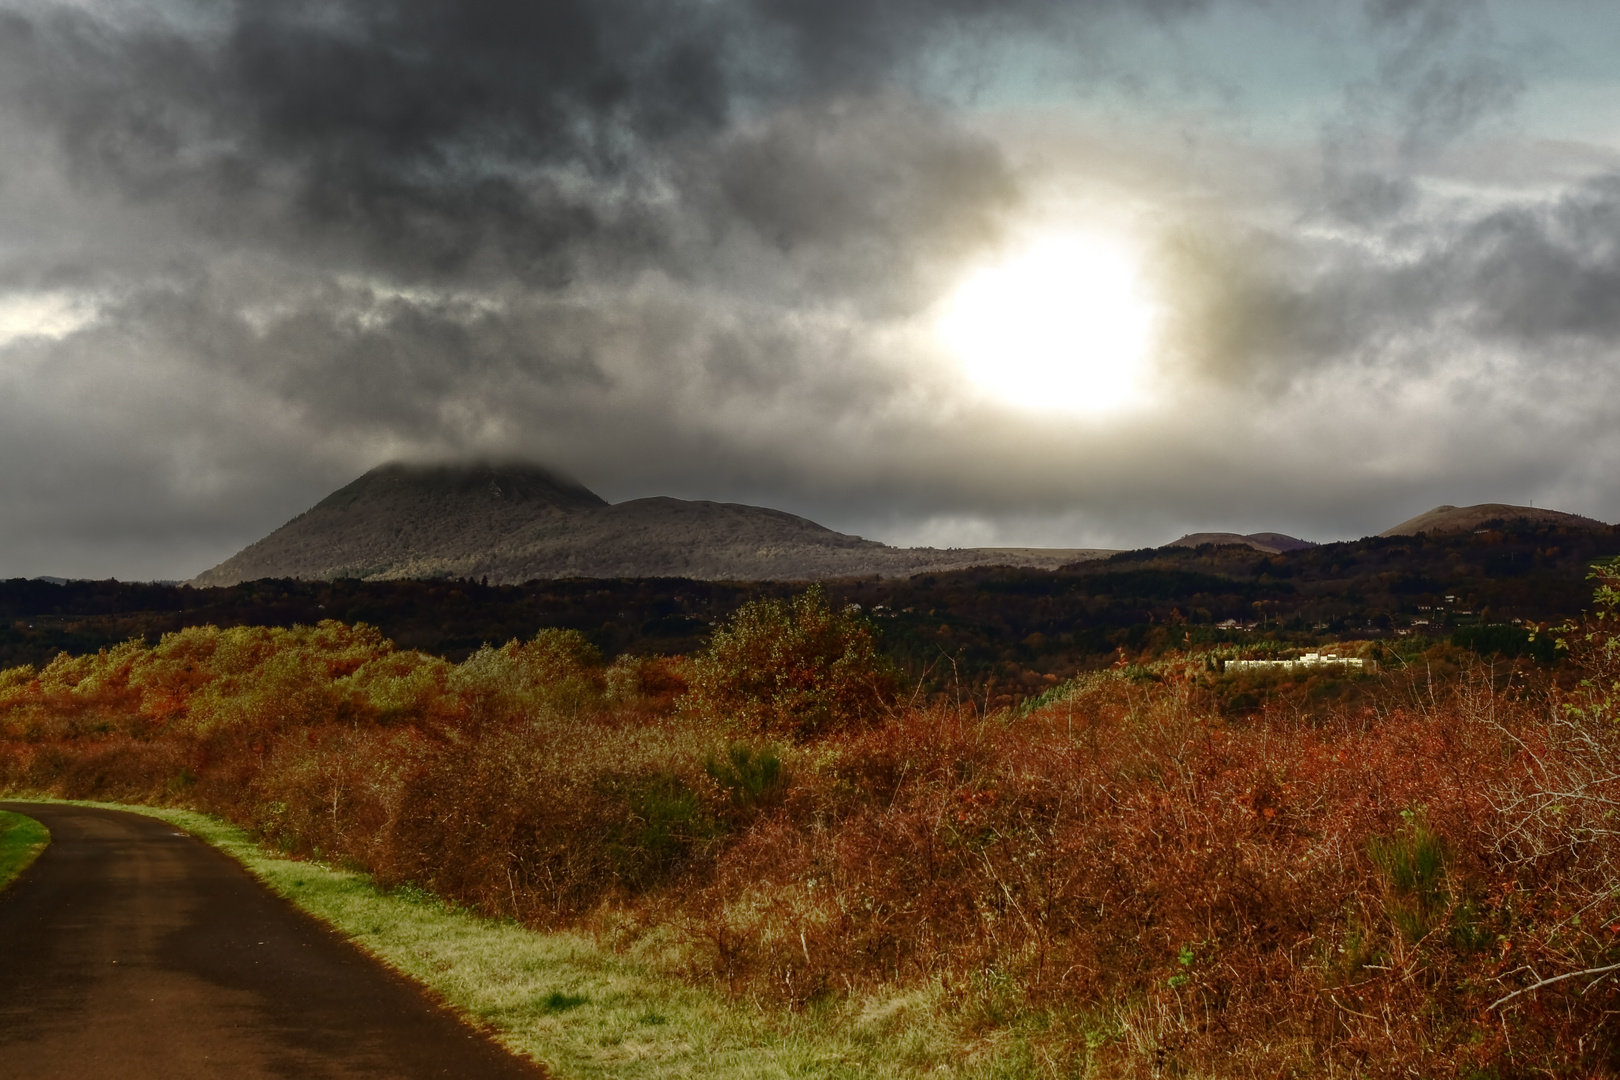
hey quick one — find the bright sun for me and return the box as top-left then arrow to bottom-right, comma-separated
936,233 -> 1158,414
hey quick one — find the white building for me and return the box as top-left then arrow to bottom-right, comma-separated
1222,652 -> 1371,673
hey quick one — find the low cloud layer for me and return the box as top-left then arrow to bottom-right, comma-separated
1,0 -> 1617,578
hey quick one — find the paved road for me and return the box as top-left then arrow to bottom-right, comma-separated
0,803 -> 545,1079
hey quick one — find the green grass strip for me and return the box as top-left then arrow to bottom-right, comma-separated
10,799 -> 1029,1080
0,810 -> 50,892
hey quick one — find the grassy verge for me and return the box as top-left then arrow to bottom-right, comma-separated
11,798 -> 1033,1080
0,810 -> 50,891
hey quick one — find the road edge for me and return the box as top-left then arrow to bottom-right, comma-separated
0,796 -> 902,1080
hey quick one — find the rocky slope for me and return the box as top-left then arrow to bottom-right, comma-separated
191,463 -> 1114,586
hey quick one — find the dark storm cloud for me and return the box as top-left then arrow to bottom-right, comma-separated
0,0 -> 1180,288
691,92 -> 1019,314
1456,178 -> 1620,344
0,0 -> 1041,533
3,0 -> 1618,579
0,0 -> 731,282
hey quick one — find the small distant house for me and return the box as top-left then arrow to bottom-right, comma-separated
1221,652 -> 1373,674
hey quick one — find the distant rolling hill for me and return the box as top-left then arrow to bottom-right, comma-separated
1379,503 -> 1608,538
1168,531 -> 1317,554
190,462 -> 1116,586
1164,504 -> 1610,553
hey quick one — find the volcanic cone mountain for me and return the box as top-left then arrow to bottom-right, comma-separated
190,463 -> 1114,586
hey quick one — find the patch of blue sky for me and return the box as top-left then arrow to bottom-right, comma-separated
1483,0 -> 1620,144
919,0 -> 1620,152
923,5 -> 1378,132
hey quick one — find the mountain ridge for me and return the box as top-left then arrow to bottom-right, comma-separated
191,463 -> 1115,586
191,465 -> 1613,587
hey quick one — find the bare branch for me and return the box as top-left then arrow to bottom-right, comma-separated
1489,961 -> 1620,1011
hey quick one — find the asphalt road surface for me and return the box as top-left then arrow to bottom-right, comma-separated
0,803 -> 545,1080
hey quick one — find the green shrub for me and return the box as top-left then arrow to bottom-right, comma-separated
686,586 -> 899,741
1367,812 -> 1450,944
607,773 -> 719,886
1566,555 -> 1620,724
1451,624 -> 1557,662
705,742 -> 791,816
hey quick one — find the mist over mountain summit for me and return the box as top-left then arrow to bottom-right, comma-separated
190,463 -> 1112,586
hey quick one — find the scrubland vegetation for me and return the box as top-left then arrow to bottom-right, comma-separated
5,574 -> 1620,1076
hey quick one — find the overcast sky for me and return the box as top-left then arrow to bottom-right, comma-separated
3,0 -> 1619,579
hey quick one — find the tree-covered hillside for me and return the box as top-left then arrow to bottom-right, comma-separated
6,519 -> 1617,704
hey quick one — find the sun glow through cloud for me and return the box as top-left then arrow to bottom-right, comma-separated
0,291 -> 99,349
937,232 -> 1159,415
